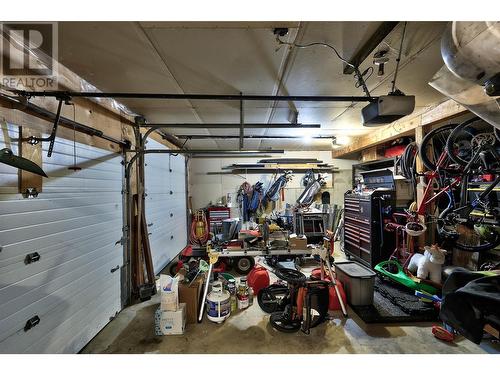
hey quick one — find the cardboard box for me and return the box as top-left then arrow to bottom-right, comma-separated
178,275 -> 204,324
155,303 -> 186,335
289,236 -> 307,250
160,275 -> 179,311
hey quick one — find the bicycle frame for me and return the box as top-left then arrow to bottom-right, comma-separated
417,152 -> 461,216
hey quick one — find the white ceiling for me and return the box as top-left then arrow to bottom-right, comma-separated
58,21 -> 448,150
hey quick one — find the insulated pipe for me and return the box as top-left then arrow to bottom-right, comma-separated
16,90 -> 378,102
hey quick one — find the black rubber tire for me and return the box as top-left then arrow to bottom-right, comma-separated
419,123 -> 459,173
446,117 -> 494,167
257,285 -> 289,313
269,311 -> 301,333
234,256 -> 255,275
453,225 -> 500,252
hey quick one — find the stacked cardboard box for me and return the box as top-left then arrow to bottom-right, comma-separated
178,275 -> 204,324
155,275 -> 186,336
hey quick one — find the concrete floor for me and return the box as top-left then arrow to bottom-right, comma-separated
82,292 -> 491,354
82,252 -> 495,354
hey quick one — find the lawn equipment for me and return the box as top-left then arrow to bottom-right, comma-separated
374,260 -> 438,295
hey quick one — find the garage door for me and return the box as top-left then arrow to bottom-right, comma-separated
0,123 -> 123,353
145,139 -> 187,274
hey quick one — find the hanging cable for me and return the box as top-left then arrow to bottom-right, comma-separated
276,35 -> 372,97
391,22 -> 408,94
68,103 -> 81,171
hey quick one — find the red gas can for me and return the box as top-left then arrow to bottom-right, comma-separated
310,268 -> 347,311
246,265 -> 270,295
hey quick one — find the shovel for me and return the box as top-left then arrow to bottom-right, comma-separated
0,148 -> 47,177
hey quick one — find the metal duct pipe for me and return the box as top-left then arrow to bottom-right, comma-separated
429,22 -> 500,128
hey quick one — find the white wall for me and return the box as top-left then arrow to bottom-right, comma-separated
188,151 -> 356,216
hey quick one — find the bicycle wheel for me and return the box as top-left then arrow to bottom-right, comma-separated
419,124 -> 460,173
452,222 -> 500,252
438,206 -> 500,252
446,117 -> 498,168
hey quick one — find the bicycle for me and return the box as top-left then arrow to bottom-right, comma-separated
418,117 -> 500,252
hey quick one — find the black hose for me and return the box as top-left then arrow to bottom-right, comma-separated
400,142 -> 418,200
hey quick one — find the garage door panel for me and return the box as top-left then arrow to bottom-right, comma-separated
0,241 -> 120,324
0,229 -> 120,284
0,270 -> 120,353
0,201 -> 120,231
0,211 -> 120,244
0,123 -> 123,353
29,286 -> 120,354
0,217 -> 122,268
0,254 -> 120,345
145,140 -> 187,274
0,193 -> 121,215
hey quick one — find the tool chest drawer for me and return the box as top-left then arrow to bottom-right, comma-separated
342,191 -> 395,268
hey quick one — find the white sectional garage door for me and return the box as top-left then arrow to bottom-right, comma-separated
145,139 -> 187,274
0,123 -> 123,353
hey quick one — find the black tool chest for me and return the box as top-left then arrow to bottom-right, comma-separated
343,189 -> 395,268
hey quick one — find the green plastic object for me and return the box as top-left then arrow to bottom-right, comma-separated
374,260 -> 438,295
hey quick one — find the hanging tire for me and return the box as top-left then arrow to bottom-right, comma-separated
445,117 -> 497,168
419,123 -> 460,173
234,256 -> 255,274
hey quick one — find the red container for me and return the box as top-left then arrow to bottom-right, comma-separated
246,266 -> 270,295
384,144 -> 406,158
310,268 -> 347,311
328,281 -> 347,311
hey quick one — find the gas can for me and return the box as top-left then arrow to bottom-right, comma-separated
246,266 -> 270,295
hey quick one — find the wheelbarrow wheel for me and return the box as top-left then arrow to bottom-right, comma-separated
270,310 -> 301,333
258,284 -> 289,313
234,256 -> 255,275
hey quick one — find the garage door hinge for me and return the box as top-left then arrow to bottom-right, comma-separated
24,252 -> 41,265
115,237 -> 125,246
24,315 -> 40,332
110,265 -> 120,273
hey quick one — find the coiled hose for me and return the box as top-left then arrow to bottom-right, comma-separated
189,210 -> 209,246
399,142 -> 418,200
